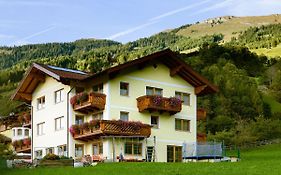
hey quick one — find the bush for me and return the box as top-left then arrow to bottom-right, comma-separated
43,153 -> 60,160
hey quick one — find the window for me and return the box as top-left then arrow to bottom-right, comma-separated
55,116 -> 64,131
175,92 -> 190,106
93,142 -> 103,155
58,145 -> 67,157
46,147 -> 54,154
37,122 -> 45,136
37,96 -> 45,110
35,150 -> 43,159
167,145 -> 182,162
151,116 -> 159,129
124,143 -> 142,155
146,86 -> 163,96
55,89 -> 64,103
13,129 -> 15,136
92,112 -> 103,120
120,82 -> 129,96
75,144 -> 84,157
120,112 -> 129,121
75,115 -> 84,125
175,119 -> 190,132
93,83 -> 103,93
18,129 -> 22,136
24,129 -> 29,136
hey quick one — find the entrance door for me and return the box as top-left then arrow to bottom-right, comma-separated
167,145 -> 182,162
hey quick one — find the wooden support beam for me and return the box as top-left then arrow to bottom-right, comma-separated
30,73 -> 45,82
17,92 -> 32,101
170,65 -> 183,77
195,85 -> 208,95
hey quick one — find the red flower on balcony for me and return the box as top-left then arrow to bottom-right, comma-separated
169,97 -> 182,107
153,96 -> 163,106
23,138 -> 31,146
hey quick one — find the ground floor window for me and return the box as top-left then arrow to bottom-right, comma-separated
75,144 -> 84,157
35,150 -> 43,159
92,142 -> 103,155
167,145 -> 182,162
58,145 -> 67,157
124,142 -> 142,155
46,147 -> 54,154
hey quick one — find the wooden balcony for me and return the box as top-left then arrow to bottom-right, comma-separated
71,120 -> 151,141
12,138 -> 31,153
72,92 -> 106,114
197,108 -> 207,120
136,95 -> 182,115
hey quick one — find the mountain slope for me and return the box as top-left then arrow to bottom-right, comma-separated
174,14 -> 281,42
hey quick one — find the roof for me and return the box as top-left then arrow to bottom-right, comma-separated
84,49 -> 218,96
12,49 -> 218,102
12,63 -> 91,102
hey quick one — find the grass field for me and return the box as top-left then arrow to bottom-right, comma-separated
1,143 -> 281,175
251,44 -> 281,59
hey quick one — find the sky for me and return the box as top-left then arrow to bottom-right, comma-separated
0,0 -> 281,46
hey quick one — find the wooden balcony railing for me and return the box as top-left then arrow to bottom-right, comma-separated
70,120 -> 151,141
12,138 -> 31,153
197,108 -> 207,120
136,95 -> 182,115
71,92 -> 106,114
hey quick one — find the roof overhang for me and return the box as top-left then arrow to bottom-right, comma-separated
85,49 -> 218,96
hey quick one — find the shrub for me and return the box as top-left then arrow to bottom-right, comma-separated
43,153 -> 60,160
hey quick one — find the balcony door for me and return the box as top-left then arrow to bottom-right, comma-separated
167,145 -> 182,162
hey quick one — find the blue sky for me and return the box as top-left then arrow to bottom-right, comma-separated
0,0 -> 281,46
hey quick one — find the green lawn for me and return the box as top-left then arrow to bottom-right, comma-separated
251,44 -> 281,59
1,143 -> 281,175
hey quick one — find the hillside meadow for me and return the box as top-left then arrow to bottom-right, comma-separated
1,143 -> 281,175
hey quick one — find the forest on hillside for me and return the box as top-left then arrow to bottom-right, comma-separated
1,24 -> 281,146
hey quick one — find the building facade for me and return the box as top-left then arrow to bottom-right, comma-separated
12,49 -> 217,162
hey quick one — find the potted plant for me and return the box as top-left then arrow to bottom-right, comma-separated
81,122 -> 90,132
69,124 -> 80,136
153,96 -> 163,106
23,138 -> 31,146
89,120 -> 100,130
70,95 -> 77,106
169,97 -> 181,107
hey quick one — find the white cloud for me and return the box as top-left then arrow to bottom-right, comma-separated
149,0 -> 213,21
106,21 -> 158,40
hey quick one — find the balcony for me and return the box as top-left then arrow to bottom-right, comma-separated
197,108 -> 207,120
136,95 -> 182,115
12,138 -> 31,153
70,120 -> 151,141
71,92 -> 106,114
